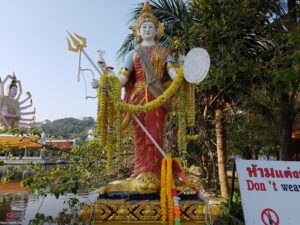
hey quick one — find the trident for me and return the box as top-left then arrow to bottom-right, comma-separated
67,32 -> 103,99
67,32 -> 103,76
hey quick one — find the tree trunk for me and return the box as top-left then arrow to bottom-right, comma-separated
209,149 -> 218,190
279,93 -> 293,160
215,108 -> 230,200
278,0 -> 297,161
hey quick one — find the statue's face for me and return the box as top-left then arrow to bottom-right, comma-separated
9,86 -> 18,97
138,22 -> 157,42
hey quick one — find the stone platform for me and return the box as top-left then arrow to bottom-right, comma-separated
80,193 -> 223,224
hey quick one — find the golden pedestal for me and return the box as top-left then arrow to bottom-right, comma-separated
81,198 -> 223,225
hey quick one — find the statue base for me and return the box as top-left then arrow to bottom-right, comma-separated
80,192 -> 223,224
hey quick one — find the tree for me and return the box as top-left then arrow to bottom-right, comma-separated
275,0 -> 299,160
39,117 -> 95,142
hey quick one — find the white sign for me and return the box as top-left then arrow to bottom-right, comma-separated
236,159 -> 300,225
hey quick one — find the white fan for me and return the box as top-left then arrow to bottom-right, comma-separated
183,48 -> 210,84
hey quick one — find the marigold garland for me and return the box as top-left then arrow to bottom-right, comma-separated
161,157 -> 203,224
166,155 -> 174,225
160,158 -> 167,223
114,87 -> 122,162
97,74 -> 122,171
106,97 -> 113,171
115,67 -> 184,113
185,83 -> 195,128
176,84 -> 187,155
97,75 -> 107,146
109,75 -> 122,162
160,155 -> 182,225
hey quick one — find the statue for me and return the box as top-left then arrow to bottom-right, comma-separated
66,2 -> 216,224
67,2 -> 210,197
86,2 -> 179,194
113,2 -> 177,178
0,73 -> 36,128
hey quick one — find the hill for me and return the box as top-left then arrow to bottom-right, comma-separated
38,117 -> 95,142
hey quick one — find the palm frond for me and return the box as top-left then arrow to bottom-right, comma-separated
152,0 -> 192,35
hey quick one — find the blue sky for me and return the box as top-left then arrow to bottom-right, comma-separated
0,0 -> 144,121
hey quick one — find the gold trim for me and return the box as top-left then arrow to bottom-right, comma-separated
81,199 -> 223,224
119,68 -> 131,79
166,62 -> 175,70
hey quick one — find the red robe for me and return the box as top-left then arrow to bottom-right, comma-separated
124,45 -> 171,177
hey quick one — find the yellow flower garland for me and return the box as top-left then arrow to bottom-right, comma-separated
186,83 -> 195,128
97,74 -> 122,171
109,75 -> 122,162
97,75 -> 107,146
106,97 -> 113,171
114,67 -> 184,113
161,155 -> 183,224
166,155 -> 174,224
114,94 -> 122,162
177,85 -> 187,154
160,158 -> 167,223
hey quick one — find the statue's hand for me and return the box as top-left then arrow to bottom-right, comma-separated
26,92 -> 31,97
91,79 -> 99,89
97,60 -> 107,73
105,67 -> 115,75
97,50 -> 109,74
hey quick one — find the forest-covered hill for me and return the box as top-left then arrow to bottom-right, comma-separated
38,117 -> 95,142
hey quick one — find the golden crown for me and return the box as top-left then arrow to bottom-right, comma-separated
133,2 -> 164,43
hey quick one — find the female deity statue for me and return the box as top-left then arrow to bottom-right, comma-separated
117,2 -> 177,177
0,73 -> 36,128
